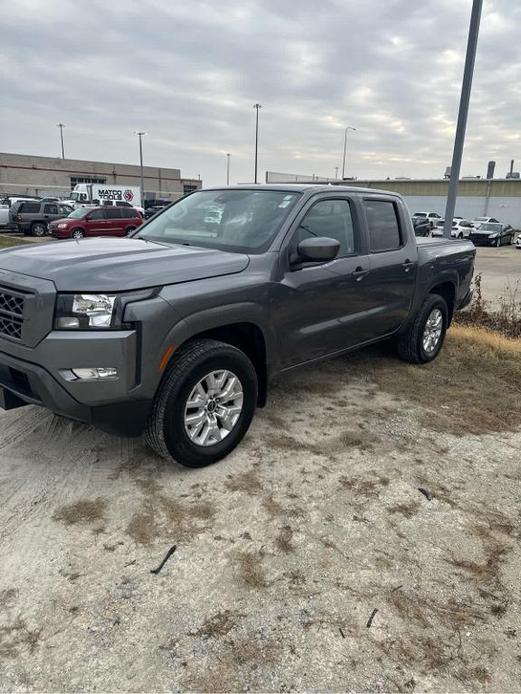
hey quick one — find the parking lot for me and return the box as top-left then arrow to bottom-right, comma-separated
1,324 -> 520,692
474,245 -> 520,307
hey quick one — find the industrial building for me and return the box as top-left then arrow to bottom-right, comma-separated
266,171 -> 521,227
0,152 -> 201,201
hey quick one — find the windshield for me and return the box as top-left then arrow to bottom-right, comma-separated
476,222 -> 501,232
68,207 -> 90,219
136,189 -> 301,253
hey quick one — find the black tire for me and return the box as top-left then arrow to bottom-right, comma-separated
397,294 -> 448,364
31,222 -> 47,237
71,228 -> 84,239
144,338 -> 258,467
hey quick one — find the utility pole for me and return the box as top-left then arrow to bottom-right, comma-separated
134,131 -> 146,202
253,103 -> 262,184
342,126 -> 356,179
443,0 -> 482,238
57,123 -> 65,159
226,153 -> 231,185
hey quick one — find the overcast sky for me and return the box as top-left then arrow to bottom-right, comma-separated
0,0 -> 519,186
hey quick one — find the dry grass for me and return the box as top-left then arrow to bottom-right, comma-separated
351,325 -> 521,436
189,610 -> 242,639
456,272 -> 521,339
52,498 -> 107,526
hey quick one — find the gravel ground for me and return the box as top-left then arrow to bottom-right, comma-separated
0,330 -> 520,692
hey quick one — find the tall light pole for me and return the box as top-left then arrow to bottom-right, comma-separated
226,153 -> 231,185
134,131 -> 146,202
341,126 -> 356,180
57,123 -> 65,159
253,103 -> 262,184
443,0 -> 482,238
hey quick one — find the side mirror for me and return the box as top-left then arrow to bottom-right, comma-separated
296,237 -> 340,263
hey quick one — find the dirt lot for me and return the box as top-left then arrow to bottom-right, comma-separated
0,325 -> 520,692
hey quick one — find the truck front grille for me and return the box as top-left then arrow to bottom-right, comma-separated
0,287 -> 25,340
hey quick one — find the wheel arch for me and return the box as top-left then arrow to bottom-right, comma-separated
159,306 -> 273,407
429,281 -> 456,324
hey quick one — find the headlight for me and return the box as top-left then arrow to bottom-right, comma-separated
57,223 -> 67,229
54,288 -> 160,330
489,233 -> 498,239
55,294 -> 116,329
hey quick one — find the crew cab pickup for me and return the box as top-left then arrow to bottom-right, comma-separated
0,185 -> 475,467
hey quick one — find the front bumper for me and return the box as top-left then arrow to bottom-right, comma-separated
0,331 -> 151,436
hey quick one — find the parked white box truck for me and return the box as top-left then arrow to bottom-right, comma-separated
69,184 -> 143,212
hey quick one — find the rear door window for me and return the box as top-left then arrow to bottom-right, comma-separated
105,208 -> 123,219
44,204 -> 58,214
20,202 -> 40,214
364,200 -> 402,252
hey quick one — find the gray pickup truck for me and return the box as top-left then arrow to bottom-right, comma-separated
0,185 -> 474,467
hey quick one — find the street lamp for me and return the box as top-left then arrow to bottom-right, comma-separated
134,131 -> 147,202
226,153 -> 231,185
341,126 -> 356,180
253,103 -> 262,184
443,0 -> 482,237
57,123 -> 65,159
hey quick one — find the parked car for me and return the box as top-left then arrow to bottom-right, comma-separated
98,199 -> 145,217
412,217 -> 431,237
451,219 -> 474,239
469,222 -> 514,246
515,233 -> 521,250
0,205 -> 9,228
412,211 -> 443,229
49,206 -> 143,239
0,185 -> 475,467
14,201 -> 74,236
145,204 -> 167,220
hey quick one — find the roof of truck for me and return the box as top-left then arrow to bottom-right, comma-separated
203,183 -> 399,196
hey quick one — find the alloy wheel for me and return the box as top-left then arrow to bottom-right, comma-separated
184,369 -> 244,447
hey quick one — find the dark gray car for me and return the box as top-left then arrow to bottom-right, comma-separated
14,201 -> 74,236
0,185 -> 475,467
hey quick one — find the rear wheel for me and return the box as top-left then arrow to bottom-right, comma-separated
397,294 -> 448,364
71,228 -> 84,239
458,232 -> 463,239
31,222 -> 47,237
145,339 -> 258,467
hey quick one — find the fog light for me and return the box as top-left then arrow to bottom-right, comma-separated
56,316 -> 81,329
71,367 -> 118,381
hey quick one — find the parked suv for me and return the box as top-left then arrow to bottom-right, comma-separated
14,201 -> 74,236
49,206 -> 143,239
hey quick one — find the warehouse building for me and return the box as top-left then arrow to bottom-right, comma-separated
266,172 -> 521,227
0,152 -> 201,201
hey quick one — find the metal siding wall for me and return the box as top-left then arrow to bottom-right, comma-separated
403,195 -> 521,227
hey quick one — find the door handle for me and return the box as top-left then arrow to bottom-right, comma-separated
352,266 -> 369,281
402,259 -> 414,273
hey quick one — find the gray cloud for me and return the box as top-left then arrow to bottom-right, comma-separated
0,0 -> 519,185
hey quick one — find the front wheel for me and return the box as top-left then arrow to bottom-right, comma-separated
397,294 -> 448,364
71,228 -> 84,239
31,222 -> 47,237
145,339 -> 258,467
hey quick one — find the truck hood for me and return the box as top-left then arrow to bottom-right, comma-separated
0,237 -> 250,291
